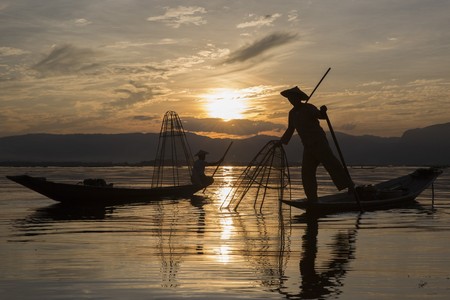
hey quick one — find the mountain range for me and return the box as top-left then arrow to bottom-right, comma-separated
1,122 -> 449,166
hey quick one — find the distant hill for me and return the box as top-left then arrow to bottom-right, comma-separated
1,122 -> 449,166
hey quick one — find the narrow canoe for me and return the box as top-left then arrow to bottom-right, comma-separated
6,174 -> 204,205
282,168 -> 442,214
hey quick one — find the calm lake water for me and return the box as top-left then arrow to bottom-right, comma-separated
0,166 -> 449,299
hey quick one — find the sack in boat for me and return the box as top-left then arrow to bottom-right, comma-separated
83,178 -> 113,187
355,185 -> 377,201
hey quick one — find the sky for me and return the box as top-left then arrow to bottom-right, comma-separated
1,0 -> 449,139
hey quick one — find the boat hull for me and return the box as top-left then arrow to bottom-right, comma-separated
6,175 -> 204,205
282,168 -> 442,214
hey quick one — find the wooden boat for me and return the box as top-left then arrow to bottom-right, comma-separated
5,111 -> 219,206
6,175 -> 205,206
282,168 -> 442,214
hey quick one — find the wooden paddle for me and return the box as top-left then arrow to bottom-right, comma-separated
306,67 -> 331,103
303,67 -> 362,211
323,110 -> 363,211
203,141 -> 233,193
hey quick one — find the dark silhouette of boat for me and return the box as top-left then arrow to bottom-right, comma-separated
282,168 -> 442,213
6,111 -> 211,206
6,174 -> 205,205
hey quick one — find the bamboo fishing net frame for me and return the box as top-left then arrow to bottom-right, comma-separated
221,140 -> 292,211
151,111 -> 195,188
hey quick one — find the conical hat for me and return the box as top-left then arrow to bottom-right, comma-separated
195,150 -> 209,156
280,86 -> 309,101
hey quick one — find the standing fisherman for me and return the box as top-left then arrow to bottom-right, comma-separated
278,86 -> 354,203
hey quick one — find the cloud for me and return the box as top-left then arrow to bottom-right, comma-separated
223,32 -> 297,64
237,13 -> 281,29
132,115 -> 158,121
183,117 -> 284,136
359,81 -> 385,87
73,18 -> 92,26
110,45 -> 228,80
0,47 -> 29,56
147,6 -> 207,28
287,10 -> 299,22
109,81 -> 158,108
111,64 -> 169,79
339,123 -> 357,131
106,39 -> 178,49
32,44 -> 101,76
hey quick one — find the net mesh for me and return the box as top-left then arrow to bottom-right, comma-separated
151,111 -> 194,187
221,140 -> 292,211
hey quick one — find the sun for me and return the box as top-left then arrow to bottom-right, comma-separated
203,89 -> 247,121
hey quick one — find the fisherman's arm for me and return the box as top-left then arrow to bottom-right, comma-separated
206,157 -> 224,166
280,110 -> 295,145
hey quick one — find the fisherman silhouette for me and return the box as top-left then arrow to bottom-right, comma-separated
299,216 -> 357,298
191,150 -> 223,187
278,86 -> 353,203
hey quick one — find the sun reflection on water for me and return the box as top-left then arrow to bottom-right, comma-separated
219,216 -> 233,240
209,171 -> 237,264
212,212 -> 235,264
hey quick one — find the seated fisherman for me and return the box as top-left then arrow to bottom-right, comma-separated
191,150 -> 223,187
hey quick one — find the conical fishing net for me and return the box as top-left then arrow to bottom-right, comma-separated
151,111 -> 194,187
221,140 -> 292,211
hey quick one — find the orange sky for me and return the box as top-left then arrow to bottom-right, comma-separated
1,1 -> 449,138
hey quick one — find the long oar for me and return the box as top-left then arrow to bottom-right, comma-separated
323,111 -> 363,211
203,141 -> 233,193
306,67 -> 331,103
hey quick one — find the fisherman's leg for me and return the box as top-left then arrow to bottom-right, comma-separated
302,148 -> 320,202
316,141 -> 352,190
191,175 -> 201,186
202,176 -> 214,187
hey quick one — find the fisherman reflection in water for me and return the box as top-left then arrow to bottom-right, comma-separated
191,150 -> 223,187
278,86 -> 353,203
298,217 -> 357,298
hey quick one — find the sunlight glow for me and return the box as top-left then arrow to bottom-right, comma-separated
202,89 -> 248,121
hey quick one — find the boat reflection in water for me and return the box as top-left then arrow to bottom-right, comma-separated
24,203 -> 117,222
